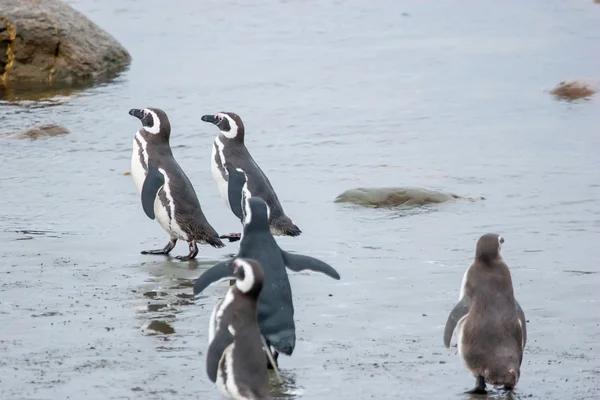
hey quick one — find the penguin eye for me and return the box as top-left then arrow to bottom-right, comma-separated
143,110 -> 149,117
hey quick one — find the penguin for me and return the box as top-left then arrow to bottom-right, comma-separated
206,258 -> 271,400
201,112 -> 301,240
129,107 -> 225,260
443,233 -> 527,394
193,192 -> 340,368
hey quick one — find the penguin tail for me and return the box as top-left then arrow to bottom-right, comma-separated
206,235 -> 225,248
272,217 -> 302,237
286,224 -> 302,237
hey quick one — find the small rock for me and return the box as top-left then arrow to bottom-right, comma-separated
143,291 -> 168,299
1,124 -> 69,140
439,360 -> 446,364
145,320 -> 175,335
551,79 -> 599,101
123,171 -> 131,176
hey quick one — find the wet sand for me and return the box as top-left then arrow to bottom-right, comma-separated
1,0 -> 600,399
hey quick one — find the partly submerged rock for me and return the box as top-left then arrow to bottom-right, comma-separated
0,0 -> 131,91
334,187 -> 483,208
551,79 -> 599,101
1,123 -> 69,139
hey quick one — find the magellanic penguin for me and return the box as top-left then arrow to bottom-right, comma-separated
443,233 -> 527,394
194,194 -> 340,368
201,112 -> 301,240
129,108 -> 225,260
206,258 -> 271,400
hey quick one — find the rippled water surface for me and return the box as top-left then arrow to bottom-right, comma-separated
1,0 -> 600,399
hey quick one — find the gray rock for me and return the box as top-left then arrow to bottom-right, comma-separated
0,0 -> 131,90
2,123 -> 69,139
334,187 -> 484,208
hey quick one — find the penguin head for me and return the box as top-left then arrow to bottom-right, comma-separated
243,196 -> 271,232
129,108 -> 171,138
232,258 -> 264,296
201,112 -> 245,141
475,233 -> 504,263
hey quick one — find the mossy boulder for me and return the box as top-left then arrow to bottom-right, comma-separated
334,187 -> 483,208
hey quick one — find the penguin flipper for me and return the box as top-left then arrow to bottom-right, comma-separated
193,259 -> 235,295
225,166 -> 247,221
443,296 -> 470,348
281,251 -> 341,280
141,165 -> 165,220
516,300 -> 527,348
206,329 -> 234,383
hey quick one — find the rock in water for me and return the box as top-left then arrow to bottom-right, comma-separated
2,124 -> 69,139
551,80 -> 599,101
0,0 -> 131,89
334,187 -> 465,208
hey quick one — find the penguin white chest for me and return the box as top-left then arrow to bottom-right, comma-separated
131,135 -> 147,194
211,138 -> 230,208
216,344 -> 249,400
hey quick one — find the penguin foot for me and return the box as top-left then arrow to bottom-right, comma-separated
219,233 -> 242,242
465,376 -> 487,395
141,239 -> 177,255
175,241 -> 199,261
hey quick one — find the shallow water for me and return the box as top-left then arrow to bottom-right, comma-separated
1,0 -> 600,399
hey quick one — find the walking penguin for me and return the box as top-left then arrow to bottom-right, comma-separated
129,107 -> 225,260
201,111 -> 301,240
443,233 -> 527,394
194,187 -> 340,368
206,258 -> 271,400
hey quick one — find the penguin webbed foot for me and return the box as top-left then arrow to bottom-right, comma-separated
465,376 -> 487,395
175,241 -> 199,261
141,239 -> 177,255
219,232 -> 242,242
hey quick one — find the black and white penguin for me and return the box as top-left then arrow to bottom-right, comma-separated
443,233 -> 527,394
201,112 -> 301,240
129,107 -> 225,260
206,258 -> 271,400
194,195 -> 340,368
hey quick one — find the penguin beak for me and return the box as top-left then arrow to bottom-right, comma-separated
201,114 -> 218,124
129,109 -> 144,120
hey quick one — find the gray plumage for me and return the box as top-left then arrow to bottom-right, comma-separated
443,233 -> 527,394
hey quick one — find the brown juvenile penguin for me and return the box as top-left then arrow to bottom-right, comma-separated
443,233 -> 527,394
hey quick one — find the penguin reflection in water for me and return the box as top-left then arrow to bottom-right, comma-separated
207,258 -> 272,400
444,233 -> 527,394
194,186 -> 340,368
201,111 -> 301,241
129,108 -> 225,260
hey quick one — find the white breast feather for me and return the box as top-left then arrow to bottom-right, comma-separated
208,298 -> 224,344
224,343 -> 245,400
131,133 -> 148,194
211,137 -> 230,209
157,167 -> 188,240
458,264 -> 472,301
